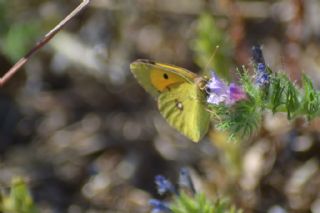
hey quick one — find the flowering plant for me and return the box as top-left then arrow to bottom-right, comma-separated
149,168 -> 242,213
205,45 -> 320,139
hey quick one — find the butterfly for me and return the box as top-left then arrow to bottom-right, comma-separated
130,59 -> 210,142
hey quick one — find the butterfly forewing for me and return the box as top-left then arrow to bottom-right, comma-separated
130,60 -> 197,98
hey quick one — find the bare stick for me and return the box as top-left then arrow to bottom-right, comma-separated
0,0 -> 91,87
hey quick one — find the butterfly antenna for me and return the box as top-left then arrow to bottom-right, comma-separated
204,45 -> 220,73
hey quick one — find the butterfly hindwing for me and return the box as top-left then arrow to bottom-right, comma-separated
158,83 -> 210,142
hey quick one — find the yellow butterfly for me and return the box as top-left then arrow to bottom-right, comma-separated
130,59 -> 210,142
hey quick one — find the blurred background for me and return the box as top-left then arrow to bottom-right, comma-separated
1,0 -> 320,212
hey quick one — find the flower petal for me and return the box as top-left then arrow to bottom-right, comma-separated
206,71 -> 228,95
149,199 -> 171,213
255,63 -> 269,86
227,83 -> 247,105
207,93 -> 228,105
155,175 -> 176,195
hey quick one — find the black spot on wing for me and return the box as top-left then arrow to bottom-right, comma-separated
163,73 -> 169,79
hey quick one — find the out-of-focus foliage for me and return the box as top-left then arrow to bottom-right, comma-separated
0,1 -> 40,61
0,177 -> 38,213
2,22 -> 40,61
192,12 -> 233,80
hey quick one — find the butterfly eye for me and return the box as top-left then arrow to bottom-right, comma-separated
163,73 -> 169,79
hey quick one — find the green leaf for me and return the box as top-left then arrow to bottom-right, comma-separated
301,75 -> 320,119
285,79 -> 300,119
268,74 -> 285,113
213,98 -> 261,139
0,177 -> 38,213
171,193 -> 214,213
171,193 -> 242,213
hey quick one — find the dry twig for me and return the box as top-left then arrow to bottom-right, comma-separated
0,0 -> 91,87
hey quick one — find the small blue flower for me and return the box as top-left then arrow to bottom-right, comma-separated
178,168 -> 196,195
252,45 -> 265,65
255,63 -> 269,86
149,199 -> 171,213
252,45 -> 270,87
155,175 -> 177,195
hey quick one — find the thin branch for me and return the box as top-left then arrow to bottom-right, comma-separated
0,0 -> 91,87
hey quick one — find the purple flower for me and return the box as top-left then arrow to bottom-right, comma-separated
207,93 -> 228,105
255,63 -> 269,86
206,72 -> 229,95
227,83 -> 247,105
206,72 -> 229,105
155,175 -> 177,195
206,71 -> 247,105
149,199 -> 171,213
